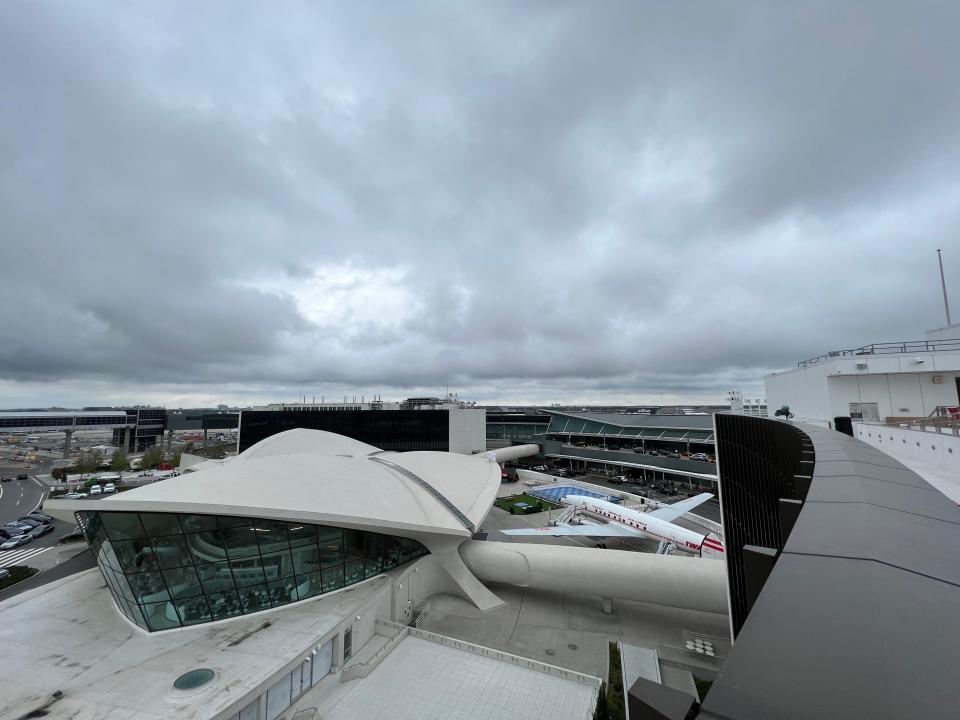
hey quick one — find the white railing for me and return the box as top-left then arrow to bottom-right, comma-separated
341,623 -> 408,682
380,620 -> 602,695
412,599 -> 432,629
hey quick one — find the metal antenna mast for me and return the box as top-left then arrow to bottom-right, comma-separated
938,249 -> 952,326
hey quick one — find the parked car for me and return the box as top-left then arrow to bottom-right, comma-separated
648,450 -> 659,456
12,518 -> 42,530
16,474 -> 28,480
690,453 -> 709,462
18,514 -> 53,525
103,483 -> 117,493
89,485 -> 103,495
0,568 -> 10,580
28,524 -> 54,539
0,477 -> 12,482
3,522 -> 34,535
61,492 -> 89,499
0,535 -> 31,550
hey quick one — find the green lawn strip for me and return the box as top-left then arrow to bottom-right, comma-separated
606,641 -> 626,720
0,565 -> 40,592
493,493 -> 561,513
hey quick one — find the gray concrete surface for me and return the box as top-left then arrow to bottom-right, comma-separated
418,588 -> 728,678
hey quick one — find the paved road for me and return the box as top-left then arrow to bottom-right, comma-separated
0,469 -> 48,526
0,464 -> 81,570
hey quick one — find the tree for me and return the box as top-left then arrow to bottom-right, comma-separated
774,405 -> 795,420
110,448 -> 129,472
205,445 -> 226,460
75,452 -> 101,476
140,445 -> 164,470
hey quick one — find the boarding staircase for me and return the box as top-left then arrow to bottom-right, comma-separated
412,599 -> 432,629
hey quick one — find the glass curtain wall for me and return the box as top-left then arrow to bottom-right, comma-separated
76,511 -> 428,632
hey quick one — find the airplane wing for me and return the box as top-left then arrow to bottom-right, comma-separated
501,522 -> 642,538
645,493 -> 714,523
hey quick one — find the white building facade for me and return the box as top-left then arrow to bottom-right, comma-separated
766,326 -> 960,426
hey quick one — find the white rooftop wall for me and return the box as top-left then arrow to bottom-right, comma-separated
447,408 -> 487,455
767,352 -> 960,425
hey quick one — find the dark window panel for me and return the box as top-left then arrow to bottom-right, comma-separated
175,595 -> 212,625
186,531 -> 229,564
267,577 -> 300,606
217,515 -> 254,529
238,585 -> 272,613
297,571 -> 324,600
222,525 -> 259,559
111,539 -> 158,573
196,561 -> 236,594
288,523 -> 317,548
152,535 -> 194,569
100,512 -> 146,541
162,566 -> 203,600
322,564 -> 344,593
255,519 -> 290,555
230,558 -> 268,588
139,513 -> 183,538
142,601 -> 181,631
344,559 -> 364,586
127,571 -> 170,604
206,590 -> 243,620
179,514 -> 218,533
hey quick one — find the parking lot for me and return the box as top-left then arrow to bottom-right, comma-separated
0,465 -> 83,574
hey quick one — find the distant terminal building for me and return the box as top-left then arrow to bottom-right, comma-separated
0,408 -> 165,457
112,407 -> 167,453
484,410 -> 551,449
238,396 -> 485,455
540,410 -> 719,488
726,391 -> 768,418
766,324 -> 960,426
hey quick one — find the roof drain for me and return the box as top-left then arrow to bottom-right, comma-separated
368,455 -> 475,533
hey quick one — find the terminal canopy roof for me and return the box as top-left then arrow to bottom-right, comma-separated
545,411 -> 715,443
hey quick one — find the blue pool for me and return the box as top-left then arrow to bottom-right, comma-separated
528,485 -> 622,503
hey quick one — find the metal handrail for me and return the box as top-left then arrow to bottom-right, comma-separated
797,339 -> 960,368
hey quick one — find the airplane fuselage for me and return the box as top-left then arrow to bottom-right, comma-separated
563,495 -> 724,555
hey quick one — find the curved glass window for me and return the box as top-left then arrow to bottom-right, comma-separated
76,511 -> 429,632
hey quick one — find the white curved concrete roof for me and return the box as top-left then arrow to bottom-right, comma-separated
48,429 -> 500,540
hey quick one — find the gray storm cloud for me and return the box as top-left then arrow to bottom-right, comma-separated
1,1 -> 959,407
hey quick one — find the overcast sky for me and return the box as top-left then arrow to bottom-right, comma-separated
2,2 -> 959,409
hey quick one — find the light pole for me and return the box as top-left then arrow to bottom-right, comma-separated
938,249 -> 952,326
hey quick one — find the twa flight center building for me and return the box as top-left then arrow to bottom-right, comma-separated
0,429 -> 725,720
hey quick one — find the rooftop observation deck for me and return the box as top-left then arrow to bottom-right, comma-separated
798,338 -> 960,368
697,416 -> 960,720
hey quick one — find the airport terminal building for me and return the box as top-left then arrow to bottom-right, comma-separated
3,429 -> 605,720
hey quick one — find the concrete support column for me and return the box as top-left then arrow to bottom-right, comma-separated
62,429 -> 73,458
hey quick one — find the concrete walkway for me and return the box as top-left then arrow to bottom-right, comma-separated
417,589 -> 728,679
